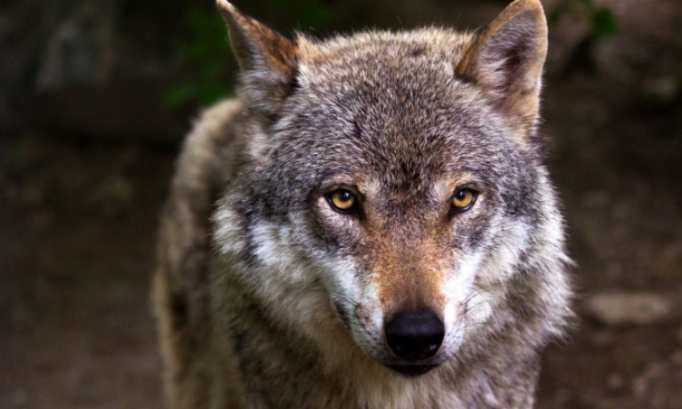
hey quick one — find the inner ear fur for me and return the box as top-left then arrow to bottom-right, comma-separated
456,0 -> 548,140
216,0 -> 299,115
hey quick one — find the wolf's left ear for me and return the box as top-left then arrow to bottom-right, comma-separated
216,0 -> 299,116
456,0 -> 548,141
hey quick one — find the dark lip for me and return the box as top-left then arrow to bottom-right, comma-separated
387,364 -> 438,378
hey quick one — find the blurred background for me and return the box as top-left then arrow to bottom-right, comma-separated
1,0 -> 681,408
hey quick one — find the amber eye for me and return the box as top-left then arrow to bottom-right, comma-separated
328,190 -> 357,212
452,188 -> 477,212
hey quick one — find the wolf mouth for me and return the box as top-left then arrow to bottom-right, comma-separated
387,364 -> 438,378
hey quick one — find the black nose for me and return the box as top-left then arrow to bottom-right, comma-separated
384,309 -> 445,361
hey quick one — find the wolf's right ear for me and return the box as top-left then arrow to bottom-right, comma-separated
216,0 -> 299,116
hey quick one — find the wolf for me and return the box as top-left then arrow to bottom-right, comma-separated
153,0 -> 573,408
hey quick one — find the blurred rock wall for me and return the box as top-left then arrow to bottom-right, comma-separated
0,0 -> 194,141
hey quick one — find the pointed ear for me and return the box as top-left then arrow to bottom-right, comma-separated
216,0 -> 299,116
456,0 -> 548,140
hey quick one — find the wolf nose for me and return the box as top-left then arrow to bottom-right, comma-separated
385,309 -> 444,361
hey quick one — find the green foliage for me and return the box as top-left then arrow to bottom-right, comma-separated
164,8 -> 233,108
549,0 -> 619,37
266,0 -> 331,29
165,0 -> 331,109
591,7 -> 618,37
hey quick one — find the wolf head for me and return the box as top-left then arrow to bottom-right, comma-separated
213,0 -> 567,377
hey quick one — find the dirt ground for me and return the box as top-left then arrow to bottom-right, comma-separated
2,2 -> 682,407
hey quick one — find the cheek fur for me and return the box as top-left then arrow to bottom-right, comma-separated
477,219 -> 530,285
447,218 -> 533,339
317,255 -> 390,358
442,252 -> 482,327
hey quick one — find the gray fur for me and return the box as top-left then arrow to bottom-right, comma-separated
153,1 -> 573,408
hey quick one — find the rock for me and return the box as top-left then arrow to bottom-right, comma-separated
631,373 -> 648,399
36,0 -> 120,91
638,75 -> 681,109
671,351 -> 682,366
631,361 -> 669,404
584,292 -> 670,326
606,373 -> 626,392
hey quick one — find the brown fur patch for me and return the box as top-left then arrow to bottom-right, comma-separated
366,223 -> 449,315
217,0 -> 298,75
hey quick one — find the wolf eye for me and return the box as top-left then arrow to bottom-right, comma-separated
327,190 -> 357,213
452,188 -> 477,212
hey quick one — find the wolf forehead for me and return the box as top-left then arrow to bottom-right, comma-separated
260,31 -> 527,185
291,29 -> 498,132
295,29 -> 475,86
